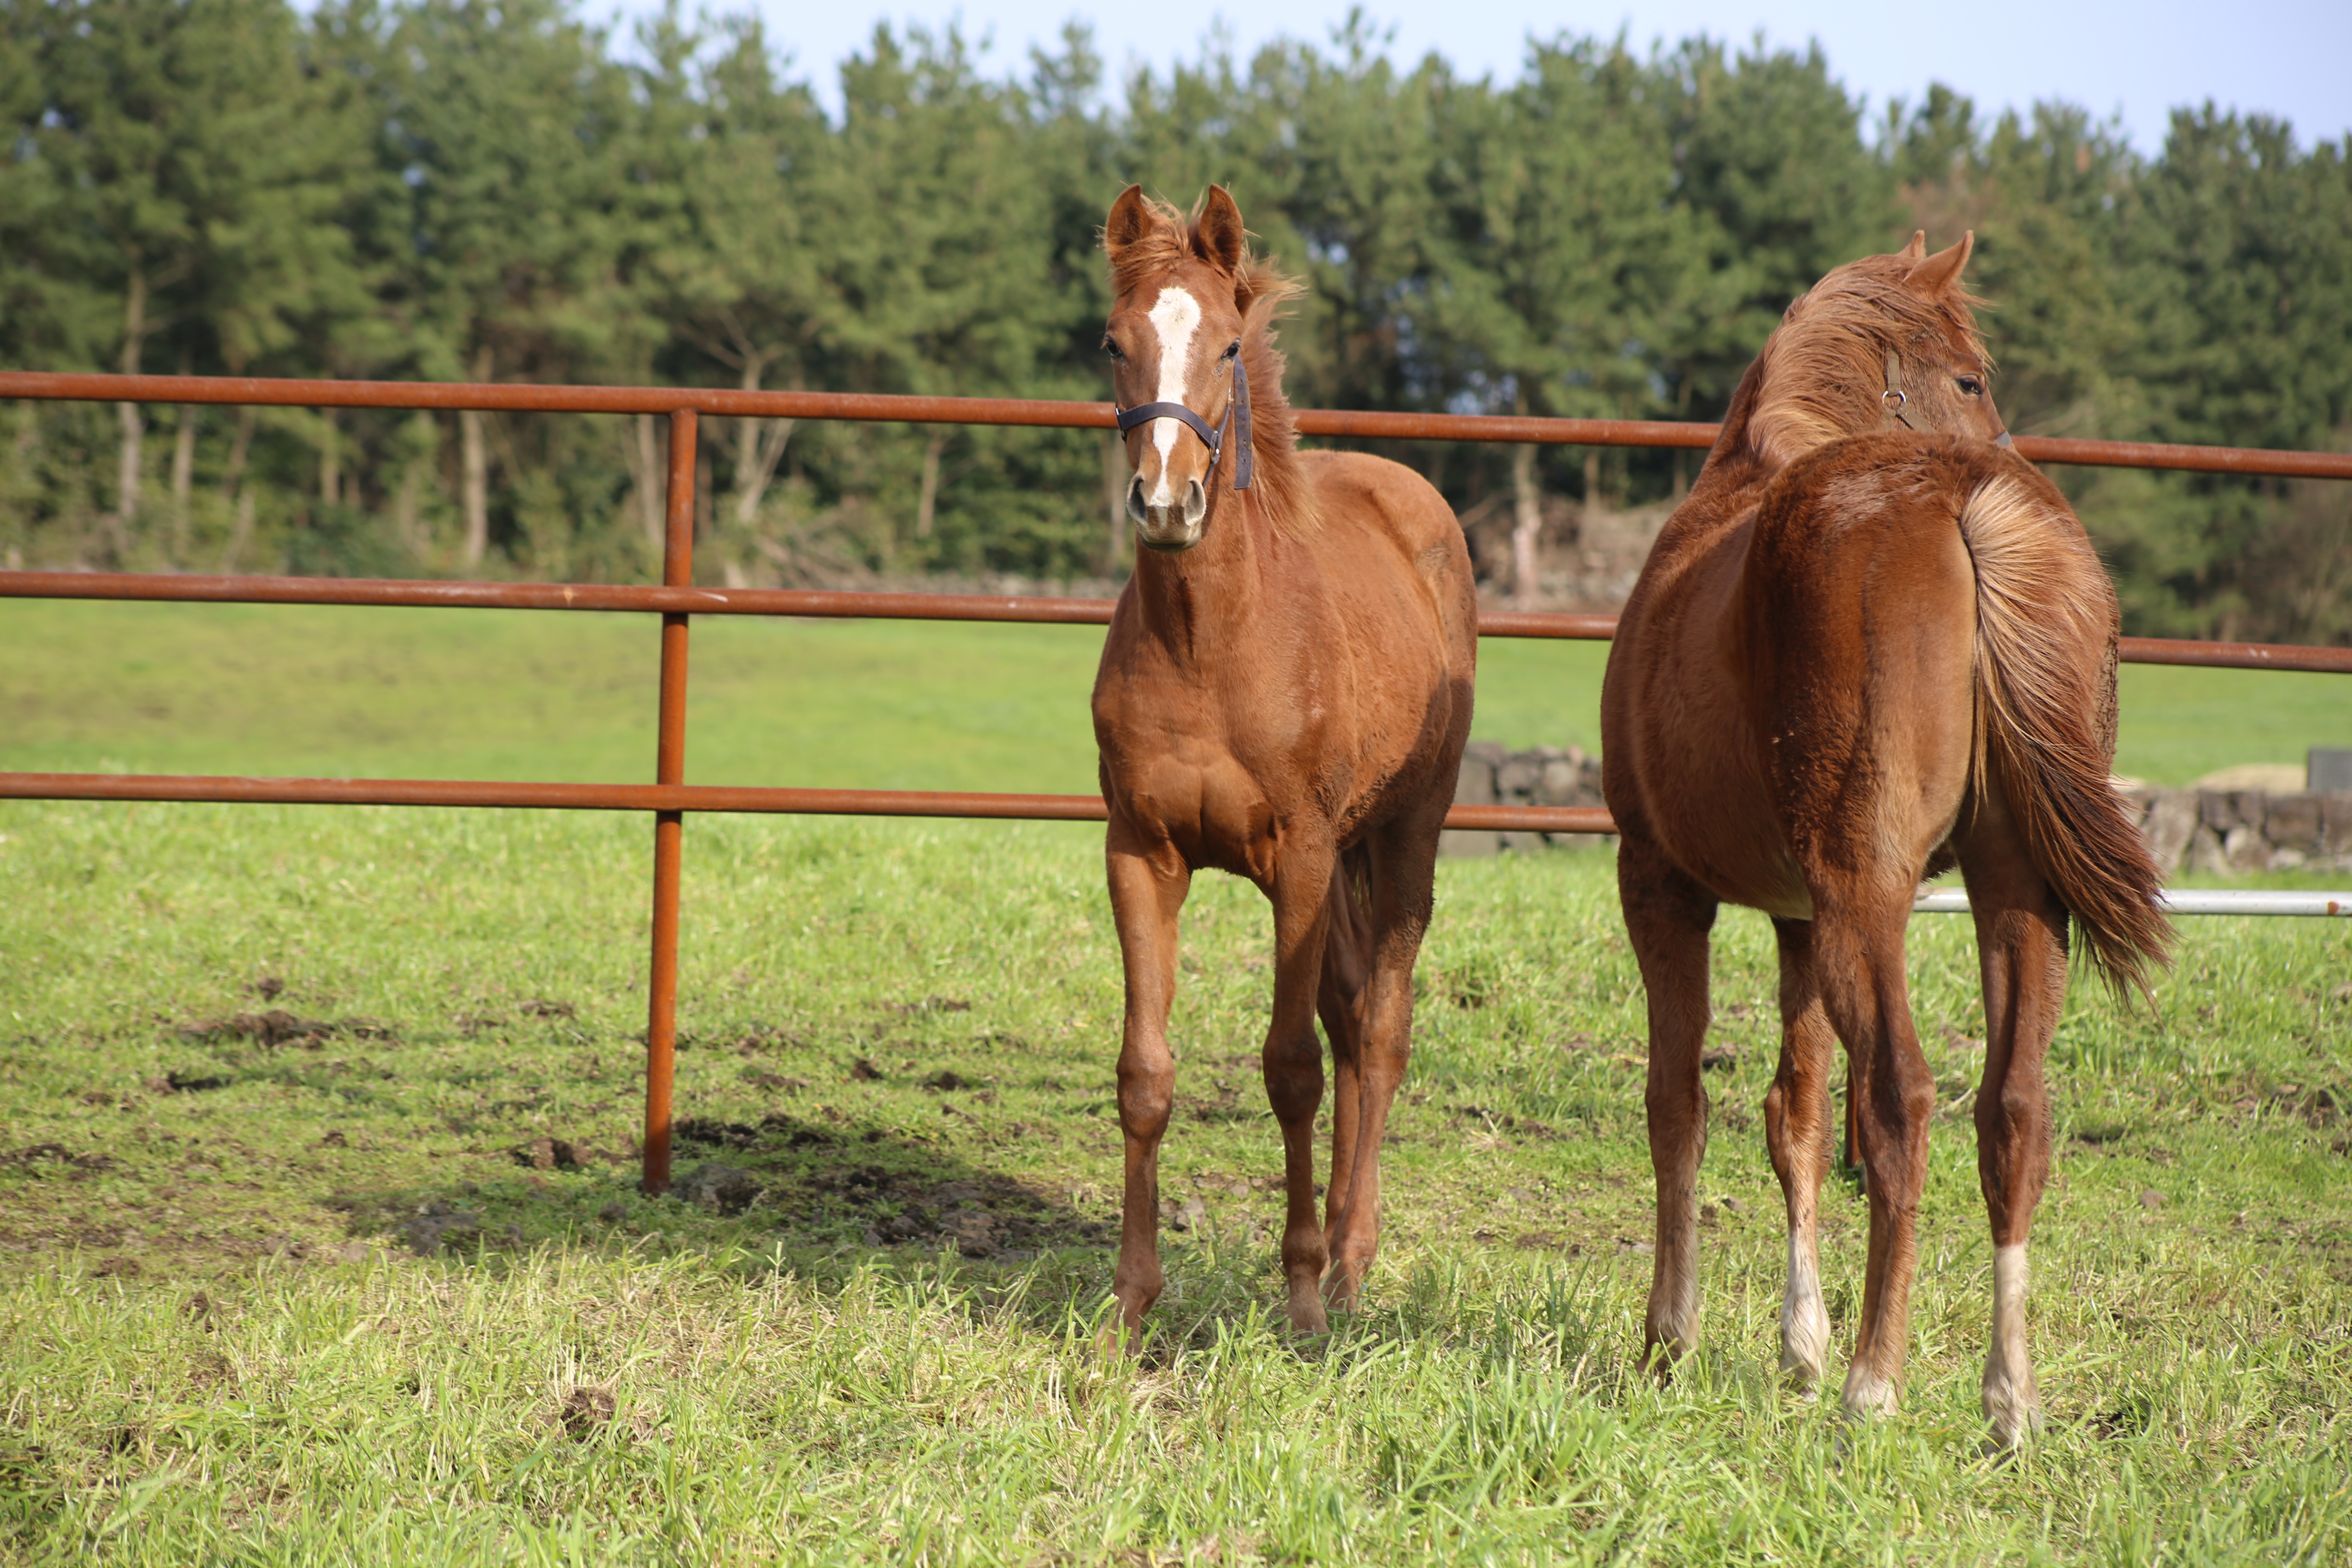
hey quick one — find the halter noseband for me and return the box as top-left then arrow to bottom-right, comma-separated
1114,354 -> 1255,491
1884,348 -> 2011,448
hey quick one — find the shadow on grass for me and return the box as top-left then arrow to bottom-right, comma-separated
310,1108 -> 1395,1362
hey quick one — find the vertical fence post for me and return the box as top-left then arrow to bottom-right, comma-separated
642,406 -> 697,1196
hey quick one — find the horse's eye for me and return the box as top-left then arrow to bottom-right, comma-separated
1101,336 -> 1123,361
1957,375 -> 1983,397
1224,341 -> 1241,359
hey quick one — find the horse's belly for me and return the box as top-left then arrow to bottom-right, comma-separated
1655,797 -> 1814,920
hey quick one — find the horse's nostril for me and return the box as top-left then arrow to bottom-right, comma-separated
1126,472 -> 1148,526
1183,478 -> 1207,526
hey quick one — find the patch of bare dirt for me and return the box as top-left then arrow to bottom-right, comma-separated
176,1011 -> 394,1050
4,1144 -> 114,1176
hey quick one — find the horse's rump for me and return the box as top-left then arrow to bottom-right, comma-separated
1615,431 -> 2168,990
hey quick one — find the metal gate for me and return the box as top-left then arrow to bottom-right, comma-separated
3,370 -> 2346,1191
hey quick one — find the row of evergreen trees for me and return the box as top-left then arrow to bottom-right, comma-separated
3,0 -> 2348,638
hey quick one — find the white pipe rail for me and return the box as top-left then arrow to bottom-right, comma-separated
1913,888 -> 2350,917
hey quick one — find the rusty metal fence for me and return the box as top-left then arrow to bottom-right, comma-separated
3,370 -> 2348,1192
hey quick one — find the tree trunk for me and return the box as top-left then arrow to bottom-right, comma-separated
629,413 -> 664,550
220,408 -> 255,496
1671,378 -> 1694,500
319,409 -> 341,507
1582,449 -> 1604,519
1101,433 -> 1129,570
114,267 -> 148,548
219,488 -> 255,574
394,463 -> 421,558
460,345 -> 493,564
170,371 -> 197,567
729,361 -> 796,527
1510,441 -> 1543,608
914,430 -> 947,540
694,446 -> 712,546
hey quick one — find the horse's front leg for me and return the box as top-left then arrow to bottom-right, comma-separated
1618,833 -> 1719,1372
1264,839 -> 1339,1332
1105,813 -> 1192,1347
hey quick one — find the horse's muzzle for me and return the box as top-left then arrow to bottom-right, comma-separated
1127,472 -> 1207,552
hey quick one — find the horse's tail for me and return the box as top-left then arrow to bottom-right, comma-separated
1957,461 -> 2172,997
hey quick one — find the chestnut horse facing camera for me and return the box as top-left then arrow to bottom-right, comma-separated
1601,233 -> 2171,1445
1091,185 -> 1477,1341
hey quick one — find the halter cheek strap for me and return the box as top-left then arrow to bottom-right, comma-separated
1882,348 -> 1927,434
1114,356 -> 1255,491
1884,348 -> 2013,448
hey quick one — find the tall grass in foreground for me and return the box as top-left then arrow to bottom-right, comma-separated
0,801 -> 2347,1564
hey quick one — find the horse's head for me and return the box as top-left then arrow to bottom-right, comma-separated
1101,184 -> 1270,552
1747,232 -> 2009,471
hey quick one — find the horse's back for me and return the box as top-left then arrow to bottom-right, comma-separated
1297,450 -> 1461,555
1608,434 -> 1995,911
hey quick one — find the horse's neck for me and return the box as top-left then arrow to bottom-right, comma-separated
1678,363 -> 1781,519
1127,486 -> 1270,653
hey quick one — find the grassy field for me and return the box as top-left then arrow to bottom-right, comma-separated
3,599 -> 2346,787
1,599 -> 2349,1563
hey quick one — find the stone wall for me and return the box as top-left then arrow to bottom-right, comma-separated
1443,738 -> 2352,873
1439,741 -> 1609,857
2130,787 -> 2352,874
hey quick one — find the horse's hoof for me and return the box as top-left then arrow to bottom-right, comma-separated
1286,1285 -> 1330,1336
1640,1337 -> 1687,1384
1838,1368 -> 1899,1421
1777,1351 -> 1830,1394
1320,1266 -> 1364,1315
1980,1385 -> 2044,1452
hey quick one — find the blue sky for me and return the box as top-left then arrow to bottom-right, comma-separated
601,0 -> 2349,154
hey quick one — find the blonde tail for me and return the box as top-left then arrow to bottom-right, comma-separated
1958,463 -> 2173,996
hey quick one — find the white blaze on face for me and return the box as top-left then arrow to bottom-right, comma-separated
1142,285 -> 1203,505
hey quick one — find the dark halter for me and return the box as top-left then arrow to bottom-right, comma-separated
1884,348 -> 2011,448
1114,353 -> 1255,490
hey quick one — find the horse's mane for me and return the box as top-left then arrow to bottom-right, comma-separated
1742,249 -> 1990,472
1108,193 -> 1322,535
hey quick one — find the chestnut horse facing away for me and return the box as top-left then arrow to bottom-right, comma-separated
1601,234 -> 2171,1444
1091,186 -> 1477,1340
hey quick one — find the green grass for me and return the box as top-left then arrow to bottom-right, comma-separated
0,797 -> 2347,1564
2,597 -> 2348,1562
10,599 -> 2340,788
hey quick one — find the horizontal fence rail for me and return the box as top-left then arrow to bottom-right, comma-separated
7,371 -> 2352,479
1913,888 -> 2350,918
7,572 -> 2350,675
4,370 -> 2349,1194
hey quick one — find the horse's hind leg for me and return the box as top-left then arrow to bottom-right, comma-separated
1264,840 -> 1339,1332
1809,888 -> 1936,1419
1316,846 -> 1374,1288
1321,822 -> 1435,1312
1105,813 -> 1192,1344
1619,833 -> 1719,1371
1958,788 -> 2066,1446
1764,916 -> 1837,1388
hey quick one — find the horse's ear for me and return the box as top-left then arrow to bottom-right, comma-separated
1104,185 -> 1151,262
1193,185 -> 1247,274
1906,232 -> 1974,296
1898,230 -> 1927,261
